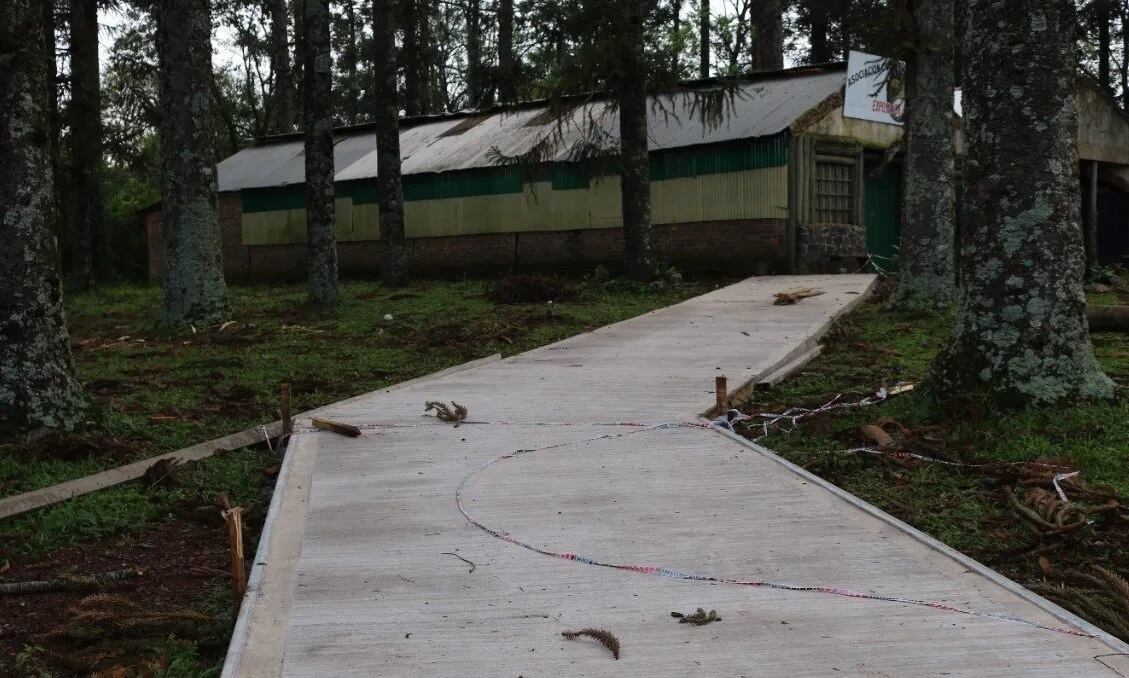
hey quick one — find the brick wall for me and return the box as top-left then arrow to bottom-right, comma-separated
410,233 -> 517,274
147,195 -> 788,281
218,193 -> 249,278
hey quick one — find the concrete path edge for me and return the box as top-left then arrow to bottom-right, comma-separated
220,352 -> 504,677
713,425 -> 1129,662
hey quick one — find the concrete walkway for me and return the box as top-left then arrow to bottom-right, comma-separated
223,275 -> 1129,677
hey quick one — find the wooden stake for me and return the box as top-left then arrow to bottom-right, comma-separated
715,374 -> 728,415
280,382 -> 293,440
311,417 -> 362,437
225,507 -> 246,611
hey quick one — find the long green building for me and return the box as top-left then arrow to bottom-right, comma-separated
143,64 -> 1129,281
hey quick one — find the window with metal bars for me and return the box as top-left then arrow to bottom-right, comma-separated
813,159 -> 856,224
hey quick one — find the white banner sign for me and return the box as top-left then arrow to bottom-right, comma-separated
844,50 -> 905,125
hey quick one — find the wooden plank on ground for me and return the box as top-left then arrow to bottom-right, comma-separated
0,354 -> 504,520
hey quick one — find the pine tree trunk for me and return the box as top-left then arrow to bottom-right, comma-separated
497,0 -> 516,103
1098,0 -> 1112,93
420,0 -> 439,113
698,0 -> 709,78
932,0 -> 1113,405
341,0 -> 360,123
618,0 -> 653,282
890,0 -> 956,309
69,0 -> 110,286
751,0 -> 783,71
465,0 -> 484,108
0,0 -> 85,432
43,0 -> 62,243
838,0 -> 853,61
291,0 -> 306,115
156,0 -> 231,328
304,0 -> 339,305
809,4 -> 830,63
402,0 -> 422,116
267,0 -> 296,133
1123,1 -> 1129,109
953,0 -> 966,85
375,0 -> 409,286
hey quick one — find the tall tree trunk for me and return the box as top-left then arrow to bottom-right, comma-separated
420,0 -> 439,113
698,0 -> 709,77
618,0 -> 653,281
69,0 -> 110,286
304,0 -> 339,305
341,0 -> 360,122
933,0 -> 1113,405
156,0 -> 231,328
953,0 -> 967,85
402,0 -> 421,115
891,0 -> 956,309
1098,0 -> 1112,93
435,3 -> 453,111
497,0 -> 516,102
838,0 -> 853,61
1123,1 -> 1129,108
374,0 -> 408,286
43,0 -> 61,241
751,0 -> 783,71
1,0 -> 85,432
1122,1 -> 1129,108
809,3 -> 830,63
267,0 -> 296,133
466,0 -> 484,108
291,0 -> 306,116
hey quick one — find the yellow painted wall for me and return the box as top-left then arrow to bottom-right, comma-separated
241,166 -> 788,245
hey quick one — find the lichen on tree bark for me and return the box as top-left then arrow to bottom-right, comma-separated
890,0 -> 956,310
0,0 -> 86,432
932,0 -> 1113,405
303,0 -> 340,306
156,0 -> 232,328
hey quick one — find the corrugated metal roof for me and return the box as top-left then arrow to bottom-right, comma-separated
218,70 -> 845,192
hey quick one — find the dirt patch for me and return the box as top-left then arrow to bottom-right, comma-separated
0,520 -> 235,676
404,309 -> 565,353
4,433 -> 139,466
485,275 -> 579,304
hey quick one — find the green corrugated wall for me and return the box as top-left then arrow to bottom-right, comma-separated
241,134 -> 790,245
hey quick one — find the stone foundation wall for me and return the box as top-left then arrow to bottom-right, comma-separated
798,222 -> 868,273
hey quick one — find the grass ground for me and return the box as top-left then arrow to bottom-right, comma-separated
735,275 -> 1129,642
0,272 -> 723,677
